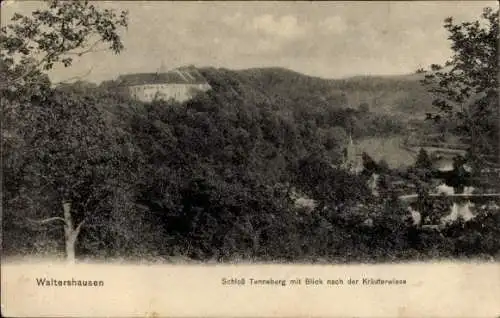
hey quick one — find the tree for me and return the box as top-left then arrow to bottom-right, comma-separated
421,7 -> 499,164
361,152 -> 379,175
1,1 -> 129,262
295,153 -> 372,207
0,0 -> 128,90
317,126 -> 348,163
415,148 -> 433,170
359,102 -> 370,113
4,87 -> 140,262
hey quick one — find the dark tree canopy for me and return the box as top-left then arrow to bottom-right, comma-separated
415,148 -> 433,170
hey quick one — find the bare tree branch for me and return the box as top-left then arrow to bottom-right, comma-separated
66,39 -> 105,56
1,30 -> 95,89
53,67 -> 94,85
27,216 -> 66,225
75,219 -> 86,235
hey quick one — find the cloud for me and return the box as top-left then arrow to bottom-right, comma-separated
22,1 -> 491,83
255,38 -> 281,53
222,12 -> 242,27
251,14 -> 306,39
319,16 -> 348,34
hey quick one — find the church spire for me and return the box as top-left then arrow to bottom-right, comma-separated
342,132 -> 358,172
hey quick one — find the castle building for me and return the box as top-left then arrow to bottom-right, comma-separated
117,66 -> 211,103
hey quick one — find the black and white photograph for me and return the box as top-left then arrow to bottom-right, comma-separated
1,1 -> 499,316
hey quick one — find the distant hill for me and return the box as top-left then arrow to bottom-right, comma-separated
196,66 -> 348,122
197,67 -> 435,120
328,73 -> 435,118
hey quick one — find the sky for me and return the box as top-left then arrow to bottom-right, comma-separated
1,1 -> 497,83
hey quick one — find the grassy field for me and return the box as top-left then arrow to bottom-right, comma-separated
356,136 -> 416,169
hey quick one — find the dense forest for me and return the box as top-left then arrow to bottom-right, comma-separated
228,67 -> 436,118
1,68 -> 398,260
2,2 -> 499,263
3,65 -> 499,262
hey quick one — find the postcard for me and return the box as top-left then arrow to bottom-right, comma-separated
1,1 -> 499,317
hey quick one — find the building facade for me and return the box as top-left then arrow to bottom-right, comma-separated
118,67 -> 211,103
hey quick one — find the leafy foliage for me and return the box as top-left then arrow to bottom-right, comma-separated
421,7 -> 499,162
415,148 -> 433,170
0,0 -> 128,90
1,1 -> 132,258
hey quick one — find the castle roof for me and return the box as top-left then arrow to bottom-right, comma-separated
118,67 -> 208,86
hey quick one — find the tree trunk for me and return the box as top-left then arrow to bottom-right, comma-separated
65,235 -> 77,264
252,230 -> 260,256
62,201 -> 84,264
